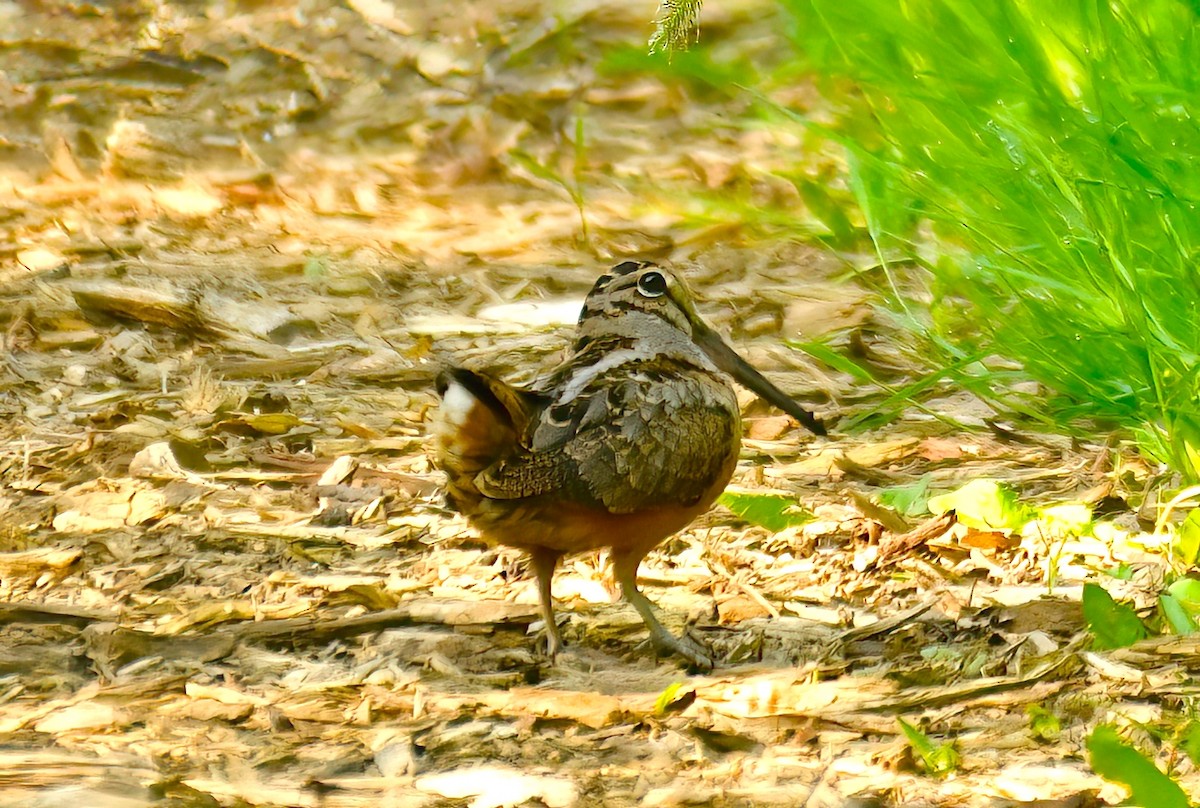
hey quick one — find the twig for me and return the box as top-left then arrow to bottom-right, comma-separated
873,511 -> 957,568
706,557 -> 781,619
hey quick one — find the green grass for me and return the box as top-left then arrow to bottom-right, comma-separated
1088,724 -> 1192,807
775,0 -> 1200,477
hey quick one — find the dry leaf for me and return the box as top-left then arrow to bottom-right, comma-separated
129,442 -> 189,480
217,412 -> 303,435
746,414 -> 793,441
127,489 -> 168,525
919,437 -> 965,461
16,247 -> 63,272
415,765 -> 577,808
52,488 -> 133,533
155,184 -> 223,217
70,280 -> 197,329
184,683 -> 269,706
772,438 -> 920,478
959,528 -> 1020,551
318,455 -> 358,486
714,591 -> 772,624
34,702 -> 124,734
347,0 -> 415,35
0,548 -> 82,578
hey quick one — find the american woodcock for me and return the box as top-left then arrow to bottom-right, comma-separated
430,261 -> 825,668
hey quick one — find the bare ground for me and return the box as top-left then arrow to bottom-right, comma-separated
0,1 -> 1195,806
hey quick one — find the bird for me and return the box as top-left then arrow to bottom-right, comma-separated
429,261 -> 825,668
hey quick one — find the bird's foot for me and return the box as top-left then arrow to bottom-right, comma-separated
533,620 -> 565,663
648,626 -> 713,671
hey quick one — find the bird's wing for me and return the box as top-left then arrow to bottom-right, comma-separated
473,360 -> 738,513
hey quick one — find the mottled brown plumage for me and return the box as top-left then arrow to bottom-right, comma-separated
429,261 -> 823,667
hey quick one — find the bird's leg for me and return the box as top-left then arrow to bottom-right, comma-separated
612,550 -> 713,670
528,548 -> 565,659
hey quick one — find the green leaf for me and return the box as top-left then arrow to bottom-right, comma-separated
1162,578 -> 1200,634
897,717 -> 959,778
303,256 -> 326,279
654,682 -> 692,715
508,149 -> 568,188
1082,583 -> 1147,650
238,412 -> 302,435
1160,594 -> 1198,636
1180,721 -> 1200,767
1035,503 -> 1094,534
1105,563 -> 1135,581
718,492 -> 813,533
1170,578 -> 1200,609
1175,510 -> 1200,567
878,475 -> 933,518
1087,725 -> 1190,808
1026,705 -> 1061,743
926,479 -> 1032,530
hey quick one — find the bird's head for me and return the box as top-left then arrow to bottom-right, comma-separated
576,261 -> 825,435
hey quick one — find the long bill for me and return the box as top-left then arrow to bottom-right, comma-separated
693,322 -> 826,436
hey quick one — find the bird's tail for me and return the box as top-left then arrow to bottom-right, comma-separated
429,368 -> 532,507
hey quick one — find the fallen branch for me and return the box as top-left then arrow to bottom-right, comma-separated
873,511 -> 957,568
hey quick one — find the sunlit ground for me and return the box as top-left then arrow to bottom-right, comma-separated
0,1 -> 1188,806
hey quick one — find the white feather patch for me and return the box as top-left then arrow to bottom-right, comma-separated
439,380 -> 480,427
554,348 -> 641,406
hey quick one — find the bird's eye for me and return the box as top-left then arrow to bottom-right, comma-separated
636,270 -> 668,298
